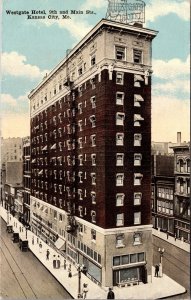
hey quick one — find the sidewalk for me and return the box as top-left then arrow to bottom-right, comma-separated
152,228 -> 190,253
1,206 -> 187,299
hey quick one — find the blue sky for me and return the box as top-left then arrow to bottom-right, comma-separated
1,0 -> 190,142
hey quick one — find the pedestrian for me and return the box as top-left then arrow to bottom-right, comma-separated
82,283 -> 88,299
37,237 -> 39,244
57,255 -> 60,269
46,249 -> 50,260
63,259 -> 67,270
32,236 -> 34,245
68,264 -> 72,277
107,287 -> 115,299
155,264 -> 159,277
53,255 -> 56,268
82,265 -> 87,275
39,241 -> 42,253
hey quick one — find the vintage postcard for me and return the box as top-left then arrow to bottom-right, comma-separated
1,0 -> 190,299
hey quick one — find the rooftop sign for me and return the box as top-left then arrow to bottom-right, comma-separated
105,0 -> 145,24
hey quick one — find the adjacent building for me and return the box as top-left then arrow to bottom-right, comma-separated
151,155 -> 175,235
23,136 -> 31,226
29,18 -> 158,287
171,136 -> 190,243
1,137 -> 23,165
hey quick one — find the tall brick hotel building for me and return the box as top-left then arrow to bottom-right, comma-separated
29,18 -> 157,287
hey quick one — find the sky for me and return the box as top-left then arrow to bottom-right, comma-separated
1,0 -> 190,142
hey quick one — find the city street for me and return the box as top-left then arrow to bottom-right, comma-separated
0,217 -> 72,299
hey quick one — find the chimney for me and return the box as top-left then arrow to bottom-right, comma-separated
177,132 -> 181,144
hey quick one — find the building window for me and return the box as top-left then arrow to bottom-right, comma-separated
91,154 -> 96,166
78,189 -> 83,200
89,115 -> 96,128
91,229 -> 96,240
90,96 -> 96,108
91,211 -> 96,223
134,173 -> 143,186
186,159 -> 190,173
78,120 -> 83,132
78,172 -> 83,183
78,66 -> 83,76
90,77 -> 96,89
134,94 -> 144,107
134,74 -> 144,87
134,193 -> 142,205
116,92 -> 124,105
78,138 -> 83,149
115,46 -> 125,60
116,193 -> 125,206
116,72 -> 124,85
79,206 -> 83,217
116,213 -> 124,226
78,85 -> 83,97
116,153 -> 124,166
133,232 -> 142,245
134,212 -> 141,225
116,133 -> 124,146
116,234 -> 125,247
91,173 -> 96,185
78,103 -> 82,114
134,134 -> 142,146
91,134 -> 96,147
90,55 -> 96,66
134,114 -> 144,126
116,173 -> 124,186
116,112 -> 125,126
78,223 -> 83,233
91,192 -> 96,204
177,159 -> 184,172
78,155 -> 83,166
59,185 -> 62,194
133,49 -> 142,64
134,153 -> 142,166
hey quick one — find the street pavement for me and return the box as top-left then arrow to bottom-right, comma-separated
0,217 -> 72,299
0,205 -> 188,299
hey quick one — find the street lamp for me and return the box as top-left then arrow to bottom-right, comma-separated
77,264 -> 83,298
158,248 -> 165,277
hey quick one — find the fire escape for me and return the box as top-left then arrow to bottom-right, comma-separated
64,50 -> 78,234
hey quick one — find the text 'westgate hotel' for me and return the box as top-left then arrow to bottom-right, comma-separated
29,14 -> 158,287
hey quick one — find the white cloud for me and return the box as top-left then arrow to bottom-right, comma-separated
1,93 -> 29,113
146,0 -> 190,23
153,79 -> 190,96
152,95 -> 190,142
1,113 -> 30,138
1,94 -> 17,107
153,55 -> 190,79
2,52 -> 49,79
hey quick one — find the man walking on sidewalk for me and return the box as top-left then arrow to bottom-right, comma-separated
107,287 -> 115,299
155,264 -> 159,277
46,249 -> 50,260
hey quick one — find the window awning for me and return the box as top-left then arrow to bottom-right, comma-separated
134,75 -> 144,81
134,114 -> 144,121
134,173 -> 143,177
134,94 -> 144,101
38,170 -> 43,175
54,238 -> 66,250
32,159 -> 36,163
42,145 -> 47,151
51,144 -> 56,150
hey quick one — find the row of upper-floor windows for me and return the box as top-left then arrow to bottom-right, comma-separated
176,178 -> 190,194
157,200 -> 173,215
116,211 -> 141,226
157,187 -> 173,200
176,159 -> 190,173
115,46 -> 144,64
31,134 -> 142,156
31,71 -> 144,113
